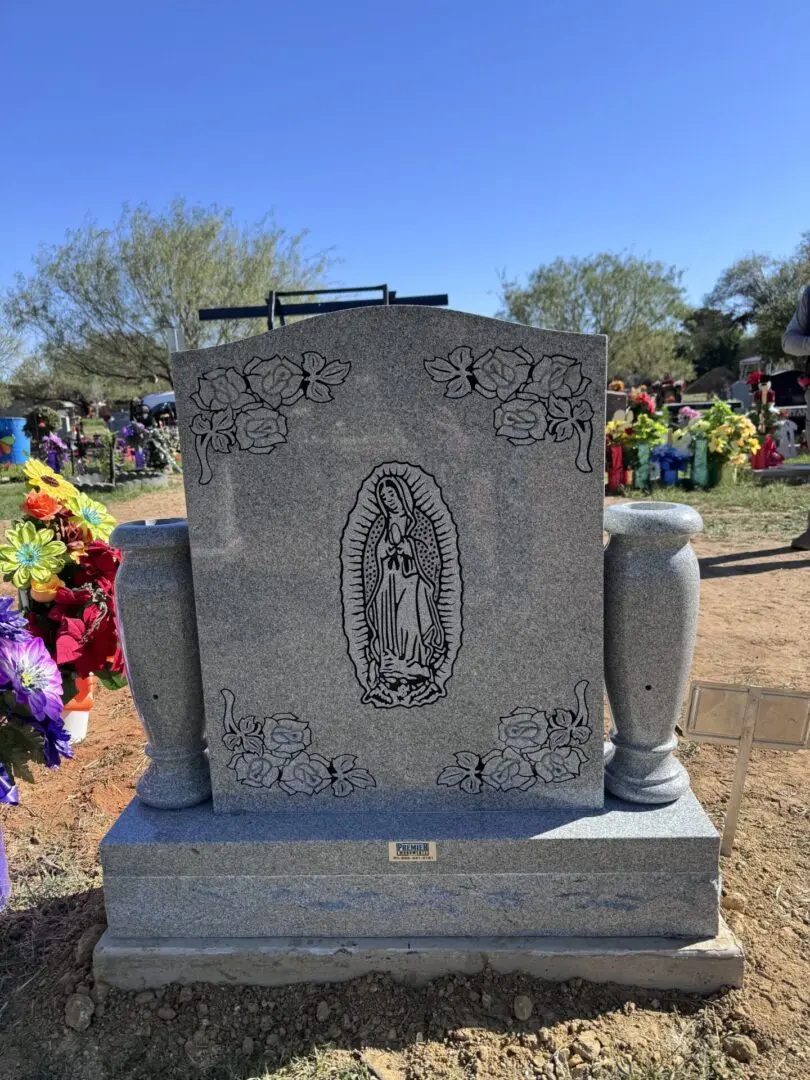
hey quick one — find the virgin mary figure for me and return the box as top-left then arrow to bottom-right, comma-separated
363,475 -> 446,707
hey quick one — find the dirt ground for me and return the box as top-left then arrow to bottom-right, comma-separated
0,486 -> 809,1080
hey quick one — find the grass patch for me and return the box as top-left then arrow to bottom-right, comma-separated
249,1054 -> 374,1080
0,477 -> 183,529
622,477 -> 809,541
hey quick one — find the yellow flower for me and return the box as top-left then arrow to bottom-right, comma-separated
24,459 -> 79,503
66,492 -> 116,542
0,521 -> 67,589
30,573 -> 64,603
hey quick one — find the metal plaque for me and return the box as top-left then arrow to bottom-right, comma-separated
685,682 -> 810,749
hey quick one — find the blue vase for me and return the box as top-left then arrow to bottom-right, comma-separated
662,467 -> 679,485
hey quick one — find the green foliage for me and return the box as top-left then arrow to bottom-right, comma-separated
677,307 -> 743,376
4,199 -> 332,391
23,405 -> 61,441
0,712 -> 46,782
499,252 -> 693,381
707,233 -> 810,362
96,669 -> 128,692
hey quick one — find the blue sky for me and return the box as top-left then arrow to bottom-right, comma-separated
2,0 -> 809,320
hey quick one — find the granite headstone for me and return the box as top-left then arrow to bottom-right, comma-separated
172,306 -> 606,812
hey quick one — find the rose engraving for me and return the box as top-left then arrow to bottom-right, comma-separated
190,350 -> 350,484
221,689 -> 376,798
425,346 -> 594,472
437,680 -> 591,794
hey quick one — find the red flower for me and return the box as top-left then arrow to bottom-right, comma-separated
48,562 -> 124,678
74,541 -> 121,587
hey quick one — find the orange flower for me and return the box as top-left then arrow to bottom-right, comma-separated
31,573 -> 64,603
23,490 -> 63,521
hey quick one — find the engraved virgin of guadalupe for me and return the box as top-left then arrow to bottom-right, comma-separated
341,462 -> 462,708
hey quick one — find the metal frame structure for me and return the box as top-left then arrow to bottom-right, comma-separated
199,284 -> 449,331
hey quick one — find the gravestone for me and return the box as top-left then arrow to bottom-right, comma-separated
177,306 -> 604,813
94,307 -> 741,992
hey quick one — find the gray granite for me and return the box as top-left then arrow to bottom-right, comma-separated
603,502 -> 703,804
99,793 -> 720,940
94,923 -> 744,993
103,870 -> 719,939
111,518 -> 210,808
101,791 -> 719,876
171,307 -> 607,812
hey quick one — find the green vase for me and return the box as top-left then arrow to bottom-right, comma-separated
692,437 -> 710,488
634,443 -> 650,490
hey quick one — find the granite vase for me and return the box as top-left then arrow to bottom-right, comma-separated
603,501 -> 703,804
112,518 -> 210,809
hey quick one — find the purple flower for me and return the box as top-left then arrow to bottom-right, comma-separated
30,715 -> 73,768
0,597 -> 30,642
0,763 -> 19,805
0,636 -> 63,724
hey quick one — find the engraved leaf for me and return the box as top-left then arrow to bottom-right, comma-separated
344,768 -> 375,789
424,348 -> 475,398
318,359 -> 351,385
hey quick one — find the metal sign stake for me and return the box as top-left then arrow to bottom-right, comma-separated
720,689 -> 760,856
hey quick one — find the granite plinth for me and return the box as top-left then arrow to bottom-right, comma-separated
100,792 -> 720,941
94,924 -> 743,994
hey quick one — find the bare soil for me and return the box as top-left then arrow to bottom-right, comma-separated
1,487 -> 809,1079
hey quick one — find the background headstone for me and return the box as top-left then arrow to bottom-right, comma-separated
173,307 -> 606,812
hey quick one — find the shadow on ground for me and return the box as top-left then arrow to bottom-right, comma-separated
0,886 -> 738,1080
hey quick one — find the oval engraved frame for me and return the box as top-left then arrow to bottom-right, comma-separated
341,461 -> 462,709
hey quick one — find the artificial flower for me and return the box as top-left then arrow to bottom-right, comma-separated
23,490 -> 63,521
0,596 -> 31,642
0,762 -> 19,805
73,540 -> 122,586
53,516 -> 89,562
0,635 -> 63,724
30,574 -> 64,603
65,492 -> 116,542
50,581 -> 124,678
0,521 -> 68,588
24,459 -> 78,503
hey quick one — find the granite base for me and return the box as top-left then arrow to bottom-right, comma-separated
93,925 -> 743,994
98,792 -> 723,944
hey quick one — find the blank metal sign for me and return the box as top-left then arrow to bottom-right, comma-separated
685,682 -> 810,749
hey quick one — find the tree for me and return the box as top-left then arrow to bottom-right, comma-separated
676,307 -> 743,377
4,200 -> 331,389
707,234 -> 810,363
498,252 -> 692,380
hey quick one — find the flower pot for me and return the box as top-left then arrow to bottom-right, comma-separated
111,518 -> 210,809
661,467 -> 679,486
62,674 -> 96,745
603,501 -> 703,803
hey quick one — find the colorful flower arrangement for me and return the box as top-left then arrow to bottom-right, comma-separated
0,597 -> 69,804
628,388 -> 657,416
687,401 -> 760,467
677,406 -> 701,425
0,460 -> 126,803
605,412 -> 668,453
40,433 -> 68,474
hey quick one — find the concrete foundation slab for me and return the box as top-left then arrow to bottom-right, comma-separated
94,922 -> 744,994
